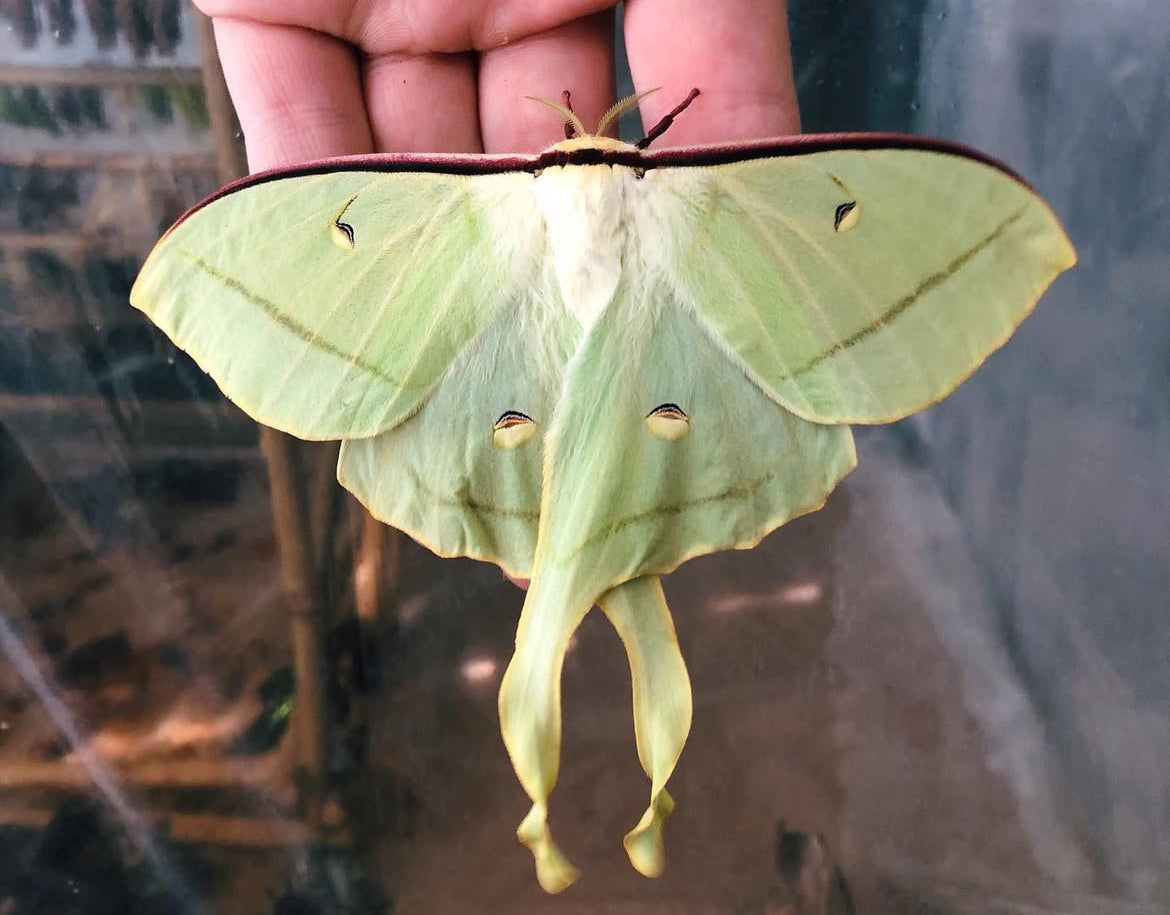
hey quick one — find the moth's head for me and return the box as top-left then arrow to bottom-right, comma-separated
529,88 -> 699,153
547,134 -> 636,154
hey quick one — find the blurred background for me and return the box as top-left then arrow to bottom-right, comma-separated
0,1 -> 1167,912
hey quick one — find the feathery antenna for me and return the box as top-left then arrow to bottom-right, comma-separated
637,88 -> 701,149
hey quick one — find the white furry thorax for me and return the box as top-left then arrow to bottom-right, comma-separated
467,136 -> 711,336
534,161 -> 629,330
529,137 -> 712,334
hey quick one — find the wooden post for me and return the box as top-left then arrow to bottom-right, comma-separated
194,14 -> 246,180
354,510 -> 401,683
193,10 -> 331,832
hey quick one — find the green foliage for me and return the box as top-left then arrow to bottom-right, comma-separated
170,86 -> 210,130
0,85 -> 107,135
0,86 -> 61,135
139,84 -> 173,125
138,85 -> 209,130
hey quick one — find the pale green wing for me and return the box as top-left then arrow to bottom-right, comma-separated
534,284 -> 857,584
337,294 -> 578,579
656,146 -> 1077,423
130,169 -> 540,439
497,282 -> 856,890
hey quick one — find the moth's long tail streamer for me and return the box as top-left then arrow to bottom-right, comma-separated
600,575 -> 692,876
497,574 -> 591,892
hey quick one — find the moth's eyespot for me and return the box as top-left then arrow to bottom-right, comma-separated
834,201 -> 859,233
633,166 -> 646,180
331,220 -> 355,250
492,411 -> 537,450
331,194 -> 359,250
644,403 -> 690,442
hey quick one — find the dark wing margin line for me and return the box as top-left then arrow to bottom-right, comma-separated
785,206 -> 1028,380
163,152 -> 540,232
562,460 -> 784,560
164,132 -> 1035,232
400,464 -> 540,521
176,249 -> 422,389
640,132 -> 1034,188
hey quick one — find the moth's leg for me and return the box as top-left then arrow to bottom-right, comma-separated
599,575 -> 693,878
497,575 -> 592,893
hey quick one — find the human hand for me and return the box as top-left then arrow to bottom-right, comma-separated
194,0 -> 800,170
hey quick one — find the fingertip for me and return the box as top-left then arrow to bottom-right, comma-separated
478,11 -> 617,152
505,572 -> 531,591
212,17 -> 374,169
364,52 -> 482,153
623,0 -> 800,144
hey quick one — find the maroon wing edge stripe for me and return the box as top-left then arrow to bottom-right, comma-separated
162,151 -> 539,234
165,133 -> 1032,233
639,132 -> 1034,188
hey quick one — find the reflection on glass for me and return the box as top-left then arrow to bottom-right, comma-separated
1,0 -> 1167,911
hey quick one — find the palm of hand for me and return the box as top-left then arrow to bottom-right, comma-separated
196,0 -> 800,167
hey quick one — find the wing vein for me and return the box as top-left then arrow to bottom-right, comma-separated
788,205 -> 1028,378
689,246 -> 819,417
305,192 -> 467,429
174,250 -> 413,388
719,177 -> 887,413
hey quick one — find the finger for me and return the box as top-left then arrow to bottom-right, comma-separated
477,11 -> 616,152
198,0 -> 616,56
212,17 -> 373,169
364,52 -> 482,152
623,0 -> 800,144
504,573 -> 531,591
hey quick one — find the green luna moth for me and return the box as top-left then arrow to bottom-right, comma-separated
130,90 -> 1076,893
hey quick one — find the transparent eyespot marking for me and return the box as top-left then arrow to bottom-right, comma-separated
644,403 -> 690,442
834,201 -> 859,232
493,411 -> 538,449
331,195 -> 358,250
827,172 -> 859,233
